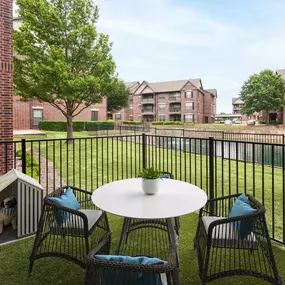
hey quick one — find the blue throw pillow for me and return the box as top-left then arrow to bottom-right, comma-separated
95,255 -> 164,285
48,187 -> 80,224
229,194 -> 256,239
160,174 -> 170,179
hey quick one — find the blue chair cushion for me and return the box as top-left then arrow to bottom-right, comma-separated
160,174 -> 170,179
95,255 -> 165,285
229,194 -> 256,239
48,187 -> 80,224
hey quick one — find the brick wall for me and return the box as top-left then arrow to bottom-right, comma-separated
0,0 -> 13,174
13,96 -> 107,130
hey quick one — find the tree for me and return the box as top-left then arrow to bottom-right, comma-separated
14,0 -> 118,139
106,80 -> 130,113
240,70 -> 285,124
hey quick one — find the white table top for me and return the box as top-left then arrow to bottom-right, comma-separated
92,178 -> 207,219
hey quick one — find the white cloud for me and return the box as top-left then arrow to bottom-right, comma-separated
95,0 -> 285,113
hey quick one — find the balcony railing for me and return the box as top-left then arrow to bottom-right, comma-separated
141,98 -> 154,104
168,96 -> 180,102
142,108 -> 154,114
169,109 -> 181,113
1,132 -> 285,244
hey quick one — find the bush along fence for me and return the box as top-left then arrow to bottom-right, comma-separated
1,133 -> 285,244
38,120 -> 115,132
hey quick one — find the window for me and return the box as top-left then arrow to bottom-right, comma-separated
129,115 -> 134,121
185,102 -> 194,110
115,113 -> 122,120
159,115 -> 166,121
32,109 -> 43,126
91,110 -> 98,121
184,114 -> 194,123
159,104 -> 166,111
159,94 -> 165,99
185,91 -> 193,98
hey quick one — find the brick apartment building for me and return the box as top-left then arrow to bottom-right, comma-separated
12,2 -> 107,130
112,79 -> 217,123
0,0 -> 14,174
232,69 -> 285,123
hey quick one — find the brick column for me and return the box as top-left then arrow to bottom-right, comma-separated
0,0 -> 14,174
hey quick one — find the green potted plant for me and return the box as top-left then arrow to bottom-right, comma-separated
139,167 -> 162,195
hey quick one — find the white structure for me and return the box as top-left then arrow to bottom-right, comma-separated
0,169 -> 43,239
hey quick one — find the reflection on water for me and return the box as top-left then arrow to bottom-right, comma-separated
156,137 -> 284,167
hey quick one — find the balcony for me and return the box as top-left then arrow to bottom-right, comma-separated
141,98 -> 155,104
168,96 -> 180,102
169,108 -> 181,114
142,108 -> 154,115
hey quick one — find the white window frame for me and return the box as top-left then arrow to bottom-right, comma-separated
185,102 -> 194,110
185,91 -> 193,98
158,104 -> 166,111
115,113 -> 122,120
184,114 -> 194,123
158,114 -> 166,121
32,109 -> 43,126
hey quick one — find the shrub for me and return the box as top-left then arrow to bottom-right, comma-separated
271,120 -> 282,125
16,150 -> 40,179
39,120 -> 114,131
122,120 -> 142,125
151,121 -> 164,125
258,120 -> 266,124
85,121 -> 114,131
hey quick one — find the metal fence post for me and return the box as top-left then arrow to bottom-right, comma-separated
142,133 -> 147,169
120,125 -> 122,135
21,139 -> 27,174
209,136 -> 215,215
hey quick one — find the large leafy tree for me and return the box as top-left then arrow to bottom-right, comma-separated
106,79 -> 130,113
240,70 -> 285,124
14,0 -> 124,139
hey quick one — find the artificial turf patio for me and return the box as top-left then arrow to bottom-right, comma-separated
1,212 -> 285,285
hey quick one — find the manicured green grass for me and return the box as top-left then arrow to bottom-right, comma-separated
3,131 -> 285,284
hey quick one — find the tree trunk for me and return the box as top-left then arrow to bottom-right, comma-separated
67,113 -> 73,142
266,110 -> 270,125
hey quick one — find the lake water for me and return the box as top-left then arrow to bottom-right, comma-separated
155,137 -> 284,168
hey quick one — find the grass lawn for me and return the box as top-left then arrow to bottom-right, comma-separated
3,131 -> 285,284
1,213 -> 285,285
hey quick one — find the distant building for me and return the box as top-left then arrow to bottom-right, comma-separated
232,97 -> 244,114
112,79 -> 217,123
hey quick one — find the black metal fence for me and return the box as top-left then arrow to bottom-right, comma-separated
1,134 -> 285,244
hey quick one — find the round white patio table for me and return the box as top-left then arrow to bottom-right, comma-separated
92,178 -> 207,220
92,178 -> 207,284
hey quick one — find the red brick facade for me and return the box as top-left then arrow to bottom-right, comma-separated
0,0 -> 14,174
112,81 -> 217,123
13,97 -> 107,130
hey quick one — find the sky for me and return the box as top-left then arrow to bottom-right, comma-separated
95,0 -> 285,113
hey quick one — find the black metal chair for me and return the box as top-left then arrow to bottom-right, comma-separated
29,186 -> 111,275
194,194 -> 281,285
84,218 -> 179,285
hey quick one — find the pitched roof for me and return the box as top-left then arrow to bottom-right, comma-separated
125,81 -> 140,93
135,79 -> 202,94
232,97 -> 244,104
232,97 -> 239,104
276,69 -> 285,80
205,89 -> 217,97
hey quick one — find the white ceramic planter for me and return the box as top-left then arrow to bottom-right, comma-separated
141,178 -> 160,195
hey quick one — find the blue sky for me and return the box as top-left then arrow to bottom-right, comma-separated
96,0 -> 285,113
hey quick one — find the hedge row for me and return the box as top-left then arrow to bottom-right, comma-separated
151,121 -> 183,125
38,120 -> 115,132
122,120 -> 142,125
